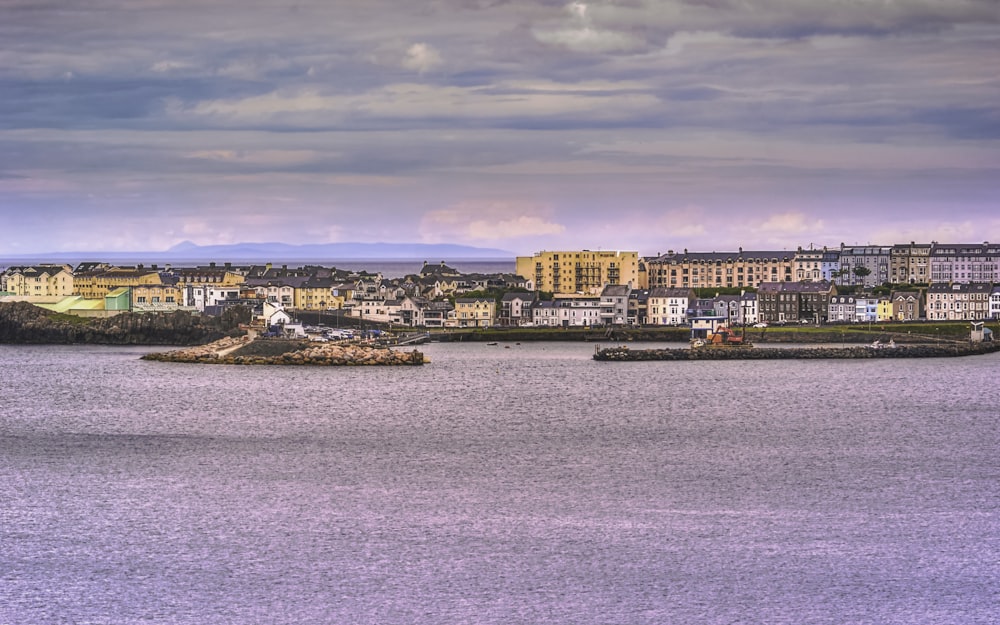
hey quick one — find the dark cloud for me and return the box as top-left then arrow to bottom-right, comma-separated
1,0 -> 998,254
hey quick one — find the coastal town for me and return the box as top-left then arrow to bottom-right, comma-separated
3,242 -> 1000,336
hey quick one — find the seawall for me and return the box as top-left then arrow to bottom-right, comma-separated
593,343 -> 1000,361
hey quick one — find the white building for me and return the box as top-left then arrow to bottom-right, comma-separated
647,287 -> 694,326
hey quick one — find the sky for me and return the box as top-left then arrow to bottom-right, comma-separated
2,0 -> 998,258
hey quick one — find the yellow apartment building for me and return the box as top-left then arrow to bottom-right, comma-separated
453,297 -> 495,327
3,265 -> 74,298
516,250 -> 639,295
74,267 -> 163,299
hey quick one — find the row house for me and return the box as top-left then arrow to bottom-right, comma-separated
647,287 -> 695,326
397,296 -> 430,327
352,298 -> 399,324
295,276 -> 348,311
599,285 -> 630,326
421,301 -> 453,328
245,276 -> 309,307
793,247 -> 839,282
132,284 -> 184,312
990,286 -> 1000,320
890,242 -> 931,284
453,298 -> 496,328
926,282 -> 993,321
74,266 -> 163,299
758,281 -> 836,324
928,242 -> 1000,284
628,289 -> 649,326
499,292 -> 538,327
515,250 -> 638,295
2,265 -> 74,297
644,249 -> 794,290
715,292 -> 762,326
174,266 -> 245,288
836,245 -> 891,287
889,291 -> 922,321
387,296 -> 455,328
530,296 -> 604,327
827,294 -> 877,323
182,284 -> 259,312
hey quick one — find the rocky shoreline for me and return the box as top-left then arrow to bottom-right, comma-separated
593,342 -> 1000,361
142,336 -> 427,366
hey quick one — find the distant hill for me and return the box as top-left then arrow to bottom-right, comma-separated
2,241 -> 516,264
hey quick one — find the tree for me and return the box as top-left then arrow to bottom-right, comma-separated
853,265 -> 872,285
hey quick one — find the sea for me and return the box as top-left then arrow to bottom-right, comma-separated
2,341 -> 998,625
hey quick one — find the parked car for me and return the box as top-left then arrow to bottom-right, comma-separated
753,322 -> 768,328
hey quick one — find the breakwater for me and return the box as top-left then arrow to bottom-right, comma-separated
594,342 -> 1000,361
143,336 -> 426,365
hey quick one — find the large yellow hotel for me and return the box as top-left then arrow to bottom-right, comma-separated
515,250 -> 639,295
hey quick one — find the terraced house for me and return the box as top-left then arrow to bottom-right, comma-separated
453,297 -> 495,328
928,242 -> 1000,284
757,281 -> 836,324
73,266 -> 163,299
926,282 -> 993,320
890,242 -> 931,284
644,249 -> 794,290
2,264 -> 74,298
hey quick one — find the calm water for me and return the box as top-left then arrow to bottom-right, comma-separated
2,342 -> 998,625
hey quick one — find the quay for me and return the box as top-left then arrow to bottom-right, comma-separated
593,342 -> 1000,361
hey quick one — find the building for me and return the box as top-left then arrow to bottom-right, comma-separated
515,250 -> 638,295
757,281 -> 836,324
453,298 -> 496,328
73,266 -> 163,299
647,287 -> 695,326
628,289 -> 649,326
499,292 -> 537,326
836,245 -> 891,287
926,282 -> 993,321
828,294 -> 859,323
890,242 -> 931,284
645,249 -> 794,290
132,283 -> 184,312
928,242 -> 1000,284
793,247 -> 839,282
889,290 -> 923,321
599,285 -> 631,326
2,265 -> 75,298
989,286 -> 1000,320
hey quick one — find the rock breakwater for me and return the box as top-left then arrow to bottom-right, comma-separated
143,337 -> 427,365
594,343 -> 1000,361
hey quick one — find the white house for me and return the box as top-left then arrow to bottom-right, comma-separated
647,287 -> 694,326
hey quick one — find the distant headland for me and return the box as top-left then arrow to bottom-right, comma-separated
0,240 -> 516,265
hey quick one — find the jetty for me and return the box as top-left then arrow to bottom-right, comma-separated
142,335 -> 426,366
594,342 -> 1000,361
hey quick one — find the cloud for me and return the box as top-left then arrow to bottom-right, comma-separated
750,211 -> 823,234
401,43 -> 442,73
653,206 -> 709,239
419,201 -> 566,243
533,1 -> 644,53
168,80 -> 661,127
